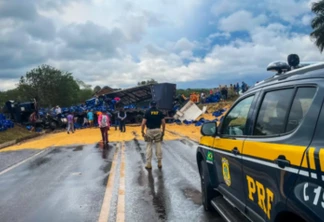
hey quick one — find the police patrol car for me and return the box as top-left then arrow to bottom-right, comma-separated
196,54 -> 324,222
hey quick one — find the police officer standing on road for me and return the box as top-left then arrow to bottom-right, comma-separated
141,101 -> 165,169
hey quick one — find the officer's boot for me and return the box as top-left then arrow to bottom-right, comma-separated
158,160 -> 162,169
145,162 -> 152,169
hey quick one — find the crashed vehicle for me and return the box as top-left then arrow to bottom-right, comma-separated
2,83 -> 180,130
3,100 -> 67,130
86,83 -> 179,124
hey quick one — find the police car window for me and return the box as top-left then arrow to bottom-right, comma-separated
221,95 -> 254,136
286,87 -> 316,132
254,88 -> 294,136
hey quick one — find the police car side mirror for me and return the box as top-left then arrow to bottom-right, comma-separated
201,122 -> 218,137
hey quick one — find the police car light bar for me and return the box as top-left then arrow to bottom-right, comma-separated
266,61 -> 290,74
253,54 -> 324,88
266,54 -> 322,75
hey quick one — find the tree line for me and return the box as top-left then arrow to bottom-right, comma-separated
0,65 -> 104,108
0,64 -> 211,109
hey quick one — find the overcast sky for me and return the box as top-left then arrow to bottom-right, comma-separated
0,0 -> 323,90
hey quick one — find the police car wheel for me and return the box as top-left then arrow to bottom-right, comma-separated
199,161 -> 216,212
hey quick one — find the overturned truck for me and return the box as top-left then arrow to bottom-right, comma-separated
103,83 -> 177,124
2,100 -> 67,130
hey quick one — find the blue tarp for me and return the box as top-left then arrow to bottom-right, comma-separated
212,108 -> 227,117
205,92 -> 221,103
0,114 -> 14,132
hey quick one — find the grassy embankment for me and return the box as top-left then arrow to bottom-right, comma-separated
0,126 -> 36,144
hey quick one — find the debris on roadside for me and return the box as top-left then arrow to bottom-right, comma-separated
172,100 -> 228,127
173,101 -> 207,122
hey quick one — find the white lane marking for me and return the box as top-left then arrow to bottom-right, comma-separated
0,149 -> 47,176
199,145 -> 311,178
322,175 -> 324,181
98,145 -> 120,222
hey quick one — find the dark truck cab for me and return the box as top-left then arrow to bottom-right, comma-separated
3,100 -> 66,130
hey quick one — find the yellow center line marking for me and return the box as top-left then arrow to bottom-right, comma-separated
98,145 -> 119,222
116,141 -> 126,222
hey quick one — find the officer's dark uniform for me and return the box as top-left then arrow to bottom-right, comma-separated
142,101 -> 165,169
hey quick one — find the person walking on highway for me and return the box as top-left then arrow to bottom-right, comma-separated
141,101 -> 166,169
98,110 -> 110,145
87,110 -> 94,128
118,108 -> 127,132
113,112 -> 119,131
67,112 -> 75,134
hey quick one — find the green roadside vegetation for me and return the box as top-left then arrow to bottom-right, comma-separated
0,126 -> 36,144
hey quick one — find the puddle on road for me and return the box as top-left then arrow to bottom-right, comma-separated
179,139 -> 194,147
102,174 -> 109,186
48,148 -> 62,154
137,165 -> 145,186
135,160 -> 167,220
29,157 -> 51,169
101,162 -> 112,173
183,187 -> 202,205
73,145 -> 83,151
102,148 -> 108,159
133,139 -> 146,163
147,170 -> 167,221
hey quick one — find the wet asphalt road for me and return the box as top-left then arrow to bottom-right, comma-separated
0,138 -> 223,222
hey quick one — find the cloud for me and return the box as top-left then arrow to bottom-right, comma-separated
218,10 -> 268,32
211,0 -> 312,23
24,16 -> 56,41
57,22 -> 126,59
174,38 -> 196,51
0,0 -> 322,92
302,14 -> 314,26
44,22 -> 323,89
266,0 -> 310,23
211,0 -> 241,17
208,32 -> 231,39
0,0 -> 38,21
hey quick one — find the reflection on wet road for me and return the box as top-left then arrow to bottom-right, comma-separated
0,139 -> 223,222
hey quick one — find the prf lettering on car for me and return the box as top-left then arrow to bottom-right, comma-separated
151,111 -> 159,115
246,175 -> 274,220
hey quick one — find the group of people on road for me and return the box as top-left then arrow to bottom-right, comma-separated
65,107 -> 129,143
65,100 -> 166,169
66,109 -> 110,143
182,81 -> 249,105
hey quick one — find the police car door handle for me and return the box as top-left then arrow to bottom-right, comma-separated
231,147 -> 240,155
274,155 -> 290,168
